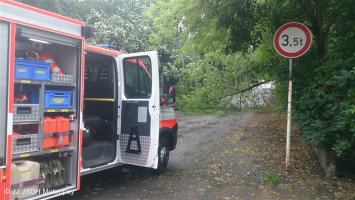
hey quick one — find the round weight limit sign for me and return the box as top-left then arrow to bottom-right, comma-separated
274,22 -> 312,58
273,22 -> 312,170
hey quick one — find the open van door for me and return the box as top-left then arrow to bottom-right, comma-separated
117,51 -> 160,169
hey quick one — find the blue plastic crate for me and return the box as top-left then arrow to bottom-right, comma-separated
23,88 -> 40,104
44,90 -> 72,108
30,89 -> 39,104
15,58 -> 51,80
15,59 -> 33,79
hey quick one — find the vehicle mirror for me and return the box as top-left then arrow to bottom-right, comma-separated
168,86 -> 175,104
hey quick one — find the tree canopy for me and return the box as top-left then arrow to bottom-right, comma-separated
16,0 -> 355,159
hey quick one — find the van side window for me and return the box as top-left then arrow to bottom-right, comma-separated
123,57 -> 152,99
84,60 -> 114,99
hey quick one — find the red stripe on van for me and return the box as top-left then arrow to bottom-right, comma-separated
159,119 -> 177,129
8,23 -> 15,113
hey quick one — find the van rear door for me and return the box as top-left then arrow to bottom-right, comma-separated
117,51 -> 159,169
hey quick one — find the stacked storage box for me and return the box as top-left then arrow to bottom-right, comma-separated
12,134 -> 39,154
43,117 -> 57,150
55,116 -> 70,148
51,74 -> 73,84
13,86 -> 40,154
12,125 -> 39,154
13,104 -> 40,122
44,90 -> 72,108
13,88 -> 40,122
43,116 -> 70,150
15,58 -> 51,80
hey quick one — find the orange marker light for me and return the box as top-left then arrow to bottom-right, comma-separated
2,170 -> 6,181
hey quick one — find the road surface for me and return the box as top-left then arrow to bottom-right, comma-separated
55,107 -> 354,200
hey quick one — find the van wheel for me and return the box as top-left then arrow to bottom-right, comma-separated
152,137 -> 169,175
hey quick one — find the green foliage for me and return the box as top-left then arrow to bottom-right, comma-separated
83,0 -> 152,53
175,51 -> 255,114
17,0 -> 355,159
294,55 -> 355,158
263,170 -> 279,184
149,0 -> 355,159
18,0 -> 152,53
16,0 -> 83,20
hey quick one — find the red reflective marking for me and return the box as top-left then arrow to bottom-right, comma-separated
78,40 -> 84,188
0,169 -> 4,200
5,135 -> 12,200
86,45 -> 119,56
8,23 -> 15,113
77,129 -> 82,190
159,119 -> 177,129
81,42 -> 85,112
1,0 -> 84,26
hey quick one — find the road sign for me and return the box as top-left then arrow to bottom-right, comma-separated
273,22 -> 312,171
274,22 -> 312,58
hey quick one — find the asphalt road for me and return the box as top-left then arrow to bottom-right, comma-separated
53,111 -> 253,200
54,108 -> 354,200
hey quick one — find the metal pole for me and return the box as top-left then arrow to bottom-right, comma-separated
286,59 -> 293,170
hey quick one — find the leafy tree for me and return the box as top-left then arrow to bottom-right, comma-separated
16,0 -> 83,20
260,0 -> 355,159
146,0 -> 267,103
16,0 -> 355,159
148,0 -> 355,159
84,0 -> 152,53
17,0 -> 152,53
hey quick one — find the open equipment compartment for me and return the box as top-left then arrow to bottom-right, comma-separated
11,24 -> 82,199
82,51 -> 118,169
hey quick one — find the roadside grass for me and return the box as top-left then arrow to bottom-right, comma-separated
263,170 -> 279,184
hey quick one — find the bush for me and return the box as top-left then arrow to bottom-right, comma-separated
294,55 -> 355,159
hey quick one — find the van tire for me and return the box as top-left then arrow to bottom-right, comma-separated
152,137 -> 169,175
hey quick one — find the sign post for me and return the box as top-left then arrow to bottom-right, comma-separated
286,58 -> 292,170
273,22 -> 312,170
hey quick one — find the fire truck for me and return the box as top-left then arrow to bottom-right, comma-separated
0,1 -> 178,199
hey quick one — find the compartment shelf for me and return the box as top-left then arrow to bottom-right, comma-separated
44,108 -> 75,113
15,78 -> 76,86
13,78 -> 76,157
12,133 -> 40,154
11,29 -> 81,200
13,104 -> 40,122
12,147 -> 74,159
15,79 -> 45,85
13,121 -> 40,125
